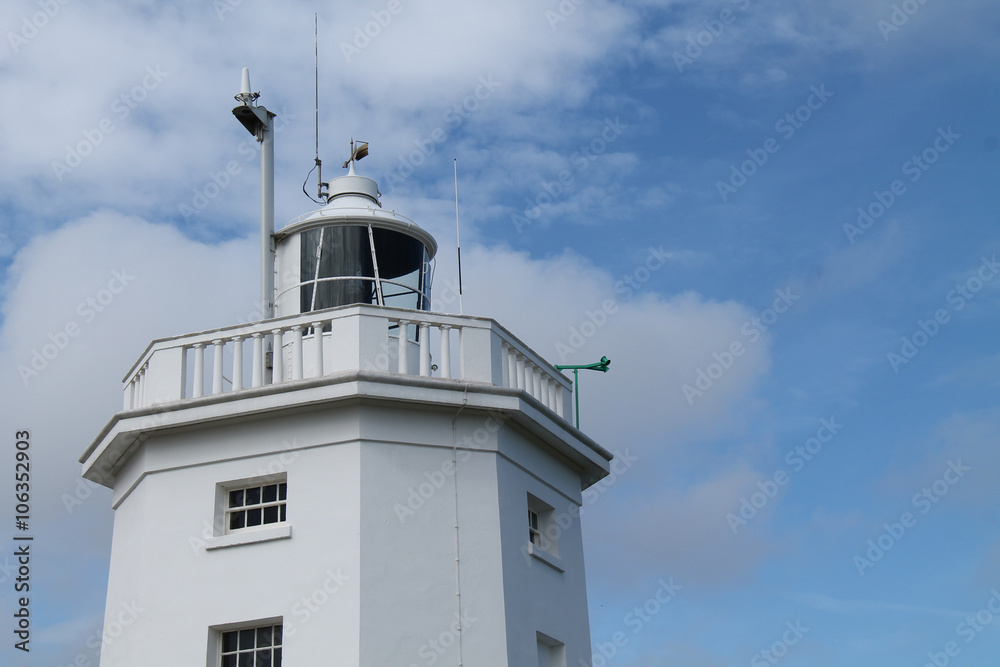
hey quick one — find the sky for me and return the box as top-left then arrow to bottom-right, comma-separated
1,0 -> 1000,665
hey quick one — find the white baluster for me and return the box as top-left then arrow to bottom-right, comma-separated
311,322 -> 324,378
539,372 -> 549,406
231,336 -> 244,390
291,326 -> 304,380
500,341 -> 510,387
439,325 -> 451,379
397,320 -> 409,375
124,378 -> 134,410
271,329 -> 284,383
419,322 -> 431,376
140,365 -> 148,406
533,365 -> 542,399
516,355 -> 526,390
192,344 -> 205,398
212,339 -> 224,394
555,381 -> 564,417
251,333 -> 264,388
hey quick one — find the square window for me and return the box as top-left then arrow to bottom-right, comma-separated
223,477 -> 288,535
220,624 -> 282,667
527,494 -> 558,556
537,632 -> 566,667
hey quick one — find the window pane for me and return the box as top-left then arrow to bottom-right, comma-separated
222,655 -> 237,667
263,506 -> 279,524
257,626 -> 272,647
229,489 -> 244,508
239,629 -> 256,650
273,626 -> 282,645
222,631 -> 239,652
278,483 -> 287,501
258,650 -> 272,666
245,487 -> 261,505
230,511 -> 246,530
238,653 -> 253,667
274,648 -> 282,667
279,505 -> 286,522
262,484 -> 277,503
246,508 -> 262,527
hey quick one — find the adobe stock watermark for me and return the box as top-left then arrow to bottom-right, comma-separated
511,117 -> 628,234
340,0 -> 410,62
7,0 -> 71,54
750,620 -> 810,667
383,76 -> 501,191
546,0 -> 587,30
56,599 -> 145,667
393,411 -> 509,522
922,588 -> 1000,667
886,254 -> 997,373
716,84 -> 833,202
853,459 -> 970,576
50,66 -> 169,181
682,287 -> 798,405
179,107 -> 296,221
214,0 -> 243,21
584,577 -> 681,667
555,246 -> 668,362
18,268 -> 135,387
878,0 -> 931,40
283,567 -> 350,637
844,126 -> 960,244
726,417 -> 843,534
64,407 -> 172,515
521,449 -> 638,567
187,440 -> 303,553
672,0 -> 752,73
407,609 -> 478,667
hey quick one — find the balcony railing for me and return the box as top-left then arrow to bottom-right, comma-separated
121,305 -> 571,422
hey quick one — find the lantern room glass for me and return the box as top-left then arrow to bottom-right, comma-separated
298,225 -> 431,313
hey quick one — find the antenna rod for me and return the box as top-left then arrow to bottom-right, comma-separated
454,158 -> 464,315
314,14 -> 324,201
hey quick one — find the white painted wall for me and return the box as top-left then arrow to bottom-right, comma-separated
94,383 -> 607,666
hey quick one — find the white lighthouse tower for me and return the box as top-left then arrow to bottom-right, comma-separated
81,72 -> 613,667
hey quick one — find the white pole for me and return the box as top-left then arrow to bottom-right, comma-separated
261,111 -> 275,320
454,158 -> 464,315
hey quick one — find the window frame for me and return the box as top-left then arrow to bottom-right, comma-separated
224,480 -> 288,534
209,618 -> 283,667
216,474 -> 288,537
527,493 -> 558,557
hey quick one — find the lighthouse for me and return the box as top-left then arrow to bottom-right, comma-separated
80,70 -> 614,667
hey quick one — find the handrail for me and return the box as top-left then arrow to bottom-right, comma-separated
120,304 -> 572,422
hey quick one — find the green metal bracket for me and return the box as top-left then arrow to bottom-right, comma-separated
555,356 -> 610,429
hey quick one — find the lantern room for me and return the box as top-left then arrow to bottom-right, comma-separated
274,163 -> 437,318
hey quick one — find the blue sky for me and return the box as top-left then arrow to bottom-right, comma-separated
2,0 -> 1000,665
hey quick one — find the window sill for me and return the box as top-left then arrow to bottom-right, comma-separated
205,524 -> 292,551
528,542 -> 564,572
